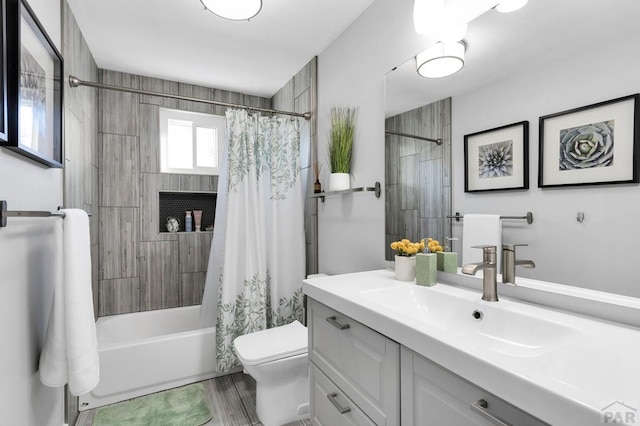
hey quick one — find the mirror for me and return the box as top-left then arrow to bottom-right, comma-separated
385,0 -> 640,298
384,98 -> 452,260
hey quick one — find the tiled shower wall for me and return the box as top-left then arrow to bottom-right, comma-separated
98,70 -> 271,316
63,1 -> 99,314
385,98 -> 452,260
272,58 -> 318,276
62,2 -> 99,423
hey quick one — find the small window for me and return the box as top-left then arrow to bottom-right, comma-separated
159,108 -> 225,175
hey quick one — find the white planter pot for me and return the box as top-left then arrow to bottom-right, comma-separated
329,173 -> 350,191
395,255 -> 416,282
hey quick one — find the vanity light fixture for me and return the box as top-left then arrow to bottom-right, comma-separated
200,0 -> 262,21
495,0 -> 528,13
416,41 -> 466,79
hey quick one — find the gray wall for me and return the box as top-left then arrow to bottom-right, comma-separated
272,57 -> 318,275
385,98 -> 452,260
97,70 -> 271,316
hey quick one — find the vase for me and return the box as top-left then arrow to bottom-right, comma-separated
329,173 -> 350,191
395,255 -> 416,282
416,253 -> 437,286
436,251 -> 458,273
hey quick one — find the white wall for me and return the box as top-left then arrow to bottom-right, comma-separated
317,0 -> 494,275
452,31 -> 640,297
0,0 -> 65,424
317,0 -> 431,274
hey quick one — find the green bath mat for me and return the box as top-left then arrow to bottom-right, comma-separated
92,383 -> 211,426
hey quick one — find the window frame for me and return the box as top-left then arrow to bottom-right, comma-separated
159,107 -> 225,176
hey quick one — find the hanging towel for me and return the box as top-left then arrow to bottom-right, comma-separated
39,209 -> 99,396
462,214 -> 502,271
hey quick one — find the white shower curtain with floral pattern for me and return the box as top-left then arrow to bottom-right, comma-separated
200,109 -> 306,372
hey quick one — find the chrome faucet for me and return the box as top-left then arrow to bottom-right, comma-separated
461,245 -> 498,302
502,244 -> 536,285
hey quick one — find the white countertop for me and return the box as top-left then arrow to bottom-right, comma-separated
303,269 -> 640,426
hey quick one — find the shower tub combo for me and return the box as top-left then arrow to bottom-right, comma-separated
79,305 -> 225,410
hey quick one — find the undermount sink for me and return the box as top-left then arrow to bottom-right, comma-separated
359,284 -> 582,358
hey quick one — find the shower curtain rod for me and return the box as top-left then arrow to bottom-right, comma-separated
68,76 -> 312,120
385,130 -> 442,145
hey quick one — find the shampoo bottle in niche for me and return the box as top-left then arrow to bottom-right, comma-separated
185,211 -> 192,232
193,210 -> 203,232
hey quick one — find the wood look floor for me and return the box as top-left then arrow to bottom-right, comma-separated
76,372 -> 312,426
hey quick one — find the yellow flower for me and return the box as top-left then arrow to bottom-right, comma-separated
390,241 -> 398,250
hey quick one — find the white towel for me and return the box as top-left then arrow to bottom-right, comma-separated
39,209 -> 99,396
462,214 -> 502,270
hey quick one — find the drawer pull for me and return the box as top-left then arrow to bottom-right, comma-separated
326,316 -> 350,330
470,399 -> 512,426
327,392 -> 352,415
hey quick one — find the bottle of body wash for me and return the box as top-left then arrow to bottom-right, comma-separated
193,210 -> 203,232
185,211 -> 192,232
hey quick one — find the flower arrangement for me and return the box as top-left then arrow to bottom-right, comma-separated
425,238 -> 444,253
390,239 -> 425,257
390,237 -> 445,256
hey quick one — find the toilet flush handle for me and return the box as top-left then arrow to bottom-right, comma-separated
326,316 -> 350,330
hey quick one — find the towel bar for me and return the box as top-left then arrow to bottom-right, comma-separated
1,200 -> 91,228
447,212 -> 533,225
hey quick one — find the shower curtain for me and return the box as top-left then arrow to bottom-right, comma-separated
200,109 -> 306,372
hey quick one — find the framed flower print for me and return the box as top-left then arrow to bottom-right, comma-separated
464,121 -> 529,193
539,94 -> 639,188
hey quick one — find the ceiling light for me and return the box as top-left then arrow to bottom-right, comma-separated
416,41 -> 465,79
200,0 -> 262,21
495,0 -> 528,13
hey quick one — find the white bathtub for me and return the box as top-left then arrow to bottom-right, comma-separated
79,305 -> 222,410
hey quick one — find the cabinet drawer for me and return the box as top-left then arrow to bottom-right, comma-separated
311,363 -> 376,426
401,347 -> 548,426
308,299 -> 399,426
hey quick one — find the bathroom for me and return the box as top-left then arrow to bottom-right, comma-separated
2,0 -> 639,425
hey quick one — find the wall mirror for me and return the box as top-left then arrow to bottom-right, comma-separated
384,0 -> 640,298
384,97 -> 452,261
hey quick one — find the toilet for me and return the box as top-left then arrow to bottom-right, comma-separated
233,320 -> 309,426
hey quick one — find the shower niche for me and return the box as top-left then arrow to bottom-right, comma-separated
158,191 -> 217,233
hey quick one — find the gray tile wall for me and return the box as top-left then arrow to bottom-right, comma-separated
98,69 -> 270,316
62,2 -> 99,423
272,58 -> 317,276
385,98 -> 452,260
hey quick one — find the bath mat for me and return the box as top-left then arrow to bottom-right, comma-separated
92,383 -> 211,426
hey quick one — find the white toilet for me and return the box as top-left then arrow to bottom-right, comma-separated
233,320 -> 309,426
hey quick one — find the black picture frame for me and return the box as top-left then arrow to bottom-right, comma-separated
464,121 -> 529,192
2,0 -> 63,167
0,0 -> 7,143
538,94 -> 639,188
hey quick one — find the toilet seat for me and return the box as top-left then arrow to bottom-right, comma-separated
234,320 -> 307,366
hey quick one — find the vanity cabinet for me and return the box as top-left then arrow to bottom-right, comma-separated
400,347 -> 549,426
307,297 -> 548,426
308,299 -> 400,426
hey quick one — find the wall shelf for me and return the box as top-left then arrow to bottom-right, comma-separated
310,182 -> 381,202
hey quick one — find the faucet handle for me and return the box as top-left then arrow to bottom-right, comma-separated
502,243 -> 528,251
471,245 -> 497,252
470,245 -> 497,263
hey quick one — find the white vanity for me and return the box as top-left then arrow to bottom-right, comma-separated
303,270 -> 640,426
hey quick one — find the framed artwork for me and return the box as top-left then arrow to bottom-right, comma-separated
0,0 -> 7,143
464,121 -> 529,192
2,0 -> 63,167
539,94 -> 639,188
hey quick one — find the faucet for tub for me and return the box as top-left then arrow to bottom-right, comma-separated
461,245 -> 498,302
501,244 -> 536,285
